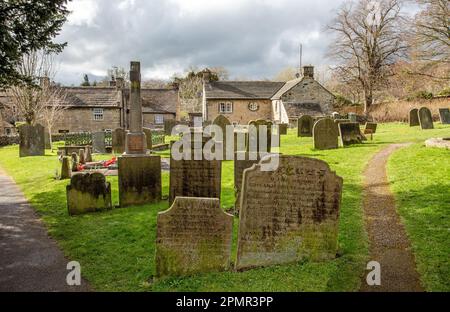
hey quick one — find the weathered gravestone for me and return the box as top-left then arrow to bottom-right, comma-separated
44,131 -> 51,149
234,129 -> 248,152
418,107 -> 434,129
164,119 -> 177,135
313,118 -> 339,150
409,108 -> 420,127
234,152 -> 260,210
339,122 -> 365,146
155,197 -> 233,278
92,132 -> 106,153
71,152 -> 78,172
79,149 -> 86,164
19,123 -> 45,157
118,61 -> 161,207
66,172 -> 112,215
297,115 -> 313,137
279,124 -> 288,135
143,128 -> 153,151
212,115 -> 232,159
236,155 -> 342,270
60,156 -> 72,180
364,122 -> 378,134
247,120 -> 273,153
169,138 -> 222,205
85,146 -> 93,163
112,128 -> 126,154
438,108 -> 450,124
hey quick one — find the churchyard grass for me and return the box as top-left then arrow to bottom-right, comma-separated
0,122 -> 448,291
387,143 -> 450,291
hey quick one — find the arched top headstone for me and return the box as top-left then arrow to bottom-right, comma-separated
313,117 -> 339,150
409,108 -> 419,127
297,115 -> 314,137
418,107 -> 434,130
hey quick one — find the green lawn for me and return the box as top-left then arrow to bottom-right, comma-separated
388,143 -> 450,292
0,122 -> 448,291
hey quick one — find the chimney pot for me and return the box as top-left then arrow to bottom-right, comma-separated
303,66 -> 314,79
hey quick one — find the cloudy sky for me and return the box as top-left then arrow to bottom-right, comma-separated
54,0 -> 350,85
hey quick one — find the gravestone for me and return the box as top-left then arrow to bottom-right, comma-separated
364,122 -> 378,135
297,115 -> 313,137
79,149 -> 86,164
212,115 -> 232,159
143,127 -> 153,151
164,119 -> 177,135
438,108 -> 450,124
234,129 -> 248,152
92,132 -> 106,153
44,131 -> 51,149
85,146 -> 93,163
418,107 -> 434,129
169,142 -> 222,205
348,112 -> 357,122
236,155 -> 342,270
279,124 -> 288,135
248,120 -> 272,153
156,197 -> 233,278
313,118 -> 339,150
66,172 -> 112,215
409,108 -> 420,127
19,123 -> 45,157
118,155 -> 161,207
60,156 -> 72,180
339,122 -> 365,146
234,152 -> 260,210
71,152 -> 78,172
118,61 -> 161,207
112,128 -> 126,154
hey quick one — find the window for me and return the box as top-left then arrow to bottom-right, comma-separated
5,128 -> 11,136
248,102 -> 259,111
155,114 -> 164,124
219,102 -> 233,114
93,108 -> 104,121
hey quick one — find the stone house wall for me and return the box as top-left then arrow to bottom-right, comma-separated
206,99 -> 272,125
143,113 -> 176,128
53,107 -> 122,133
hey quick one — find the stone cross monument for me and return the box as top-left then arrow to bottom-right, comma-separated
125,61 -> 147,155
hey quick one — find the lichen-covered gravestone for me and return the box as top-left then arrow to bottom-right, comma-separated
66,172 -> 112,215
409,108 -> 419,127
112,128 -> 126,154
418,107 -> 434,130
236,155 -> 342,270
60,156 -> 72,180
92,132 -> 106,153
85,146 -> 92,163
338,122 -> 365,146
156,197 -> 233,278
313,118 -> 338,150
143,128 -> 153,150
19,123 -> 45,157
234,152 -> 260,210
438,108 -> 450,124
297,115 -> 313,137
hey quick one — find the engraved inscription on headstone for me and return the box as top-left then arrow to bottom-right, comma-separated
313,118 -> 339,150
156,197 -> 233,278
409,108 -> 420,127
438,108 -> 450,124
297,115 -> 313,137
236,155 -> 342,270
418,107 -> 434,130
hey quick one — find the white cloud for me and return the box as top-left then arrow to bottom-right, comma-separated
67,0 -> 99,27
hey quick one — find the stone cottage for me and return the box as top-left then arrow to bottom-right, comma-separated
202,66 -> 335,125
0,93 -> 17,136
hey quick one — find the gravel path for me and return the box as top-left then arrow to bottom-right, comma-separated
0,167 -> 90,292
360,143 -> 423,292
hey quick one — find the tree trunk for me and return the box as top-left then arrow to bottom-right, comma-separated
364,89 -> 373,116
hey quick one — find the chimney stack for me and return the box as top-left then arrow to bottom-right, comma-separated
303,66 -> 314,79
116,77 -> 124,89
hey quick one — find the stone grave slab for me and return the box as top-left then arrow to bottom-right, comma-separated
338,122 -> 365,146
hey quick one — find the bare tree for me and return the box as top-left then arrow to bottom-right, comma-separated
39,86 -> 67,150
327,0 -> 408,114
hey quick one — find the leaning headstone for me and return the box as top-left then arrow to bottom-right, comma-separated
169,143 -> 222,205
212,115 -> 232,159
348,112 -> 357,123
339,122 -> 365,146
143,128 -> 153,151
313,118 -> 339,150
60,156 -> 72,180
438,108 -> 450,124
418,107 -> 434,129
118,61 -> 161,208
236,155 -> 342,270
92,132 -> 106,153
234,152 -> 260,210
19,123 -> 45,157
79,149 -> 86,164
112,128 -> 126,154
297,115 -> 313,137
156,197 -> 233,278
66,172 -> 112,215
85,146 -> 93,163
409,108 -> 419,127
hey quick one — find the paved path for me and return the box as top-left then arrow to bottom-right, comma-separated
0,167 -> 90,292
360,144 -> 423,292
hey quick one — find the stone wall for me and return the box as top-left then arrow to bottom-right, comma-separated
52,107 -> 122,133
281,77 -> 334,115
206,99 -> 272,124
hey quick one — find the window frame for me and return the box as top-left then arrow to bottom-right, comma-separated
93,108 -> 104,121
219,102 -> 233,114
154,114 -> 164,124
